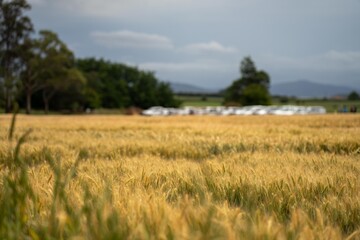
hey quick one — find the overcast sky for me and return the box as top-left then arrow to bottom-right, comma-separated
28,0 -> 360,89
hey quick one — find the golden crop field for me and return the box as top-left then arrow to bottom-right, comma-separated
0,114 -> 360,239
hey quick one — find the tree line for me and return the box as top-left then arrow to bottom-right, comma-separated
0,0 -> 180,114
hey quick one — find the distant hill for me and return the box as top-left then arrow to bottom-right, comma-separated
168,82 -> 219,94
270,80 -> 358,98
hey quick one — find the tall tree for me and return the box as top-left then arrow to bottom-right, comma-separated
37,30 -> 85,113
240,56 -> 257,80
18,36 -> 41,114
0,0 -> 33,112
224,57 -> 271,106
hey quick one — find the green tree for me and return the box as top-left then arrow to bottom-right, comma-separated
224,56 -> 271,106
76,58 -> 130,109
128,70 -> 158,109
49,68 -> 87,112
0,0 -> 33,112
76,58 -> 181,109
18,37 -> 41,114
242,84 -> 271,106
73,60 -> 102,109
36,30 -> 85,113
157,82 -> 182,107
348,91 -> 359,100
240,56 -> 257,79
83,87 -> 101,109
18,31 -> 87,114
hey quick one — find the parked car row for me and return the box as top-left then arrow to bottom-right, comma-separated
142,105 -> 326,116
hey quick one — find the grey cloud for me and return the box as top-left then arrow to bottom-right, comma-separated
260,51 -> 360,72
28,0 -> 45,5
42,0 -> 197,19
28,0 -> 360,89
36,0 -> 360,20
325,51 -> 360,68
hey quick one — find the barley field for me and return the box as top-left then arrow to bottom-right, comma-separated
0,114 -> 359,239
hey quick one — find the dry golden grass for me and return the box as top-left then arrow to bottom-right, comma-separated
0,114 -> 359,239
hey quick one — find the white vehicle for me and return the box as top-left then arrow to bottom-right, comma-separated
142,106 -> 169,116
142,105 -> 326,116
204,106 -> 218,115
272,105 -> 297,115
307,106 -> 326,114
234,106 -> 251,115
242,106 -> 264,115
222,107 -> 237,115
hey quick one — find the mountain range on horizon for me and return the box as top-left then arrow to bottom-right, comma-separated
269,80 -> 358,98
168,82 -> 219,94
169,80 -> 359,98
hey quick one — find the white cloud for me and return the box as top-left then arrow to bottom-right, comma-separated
183,41 -> 237,54
91,30 -> 174,50
90,30 -> 239,56
139,59 -> 234,73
